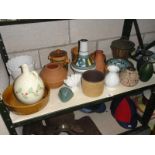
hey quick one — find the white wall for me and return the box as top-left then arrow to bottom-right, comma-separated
0,19 -> 155,134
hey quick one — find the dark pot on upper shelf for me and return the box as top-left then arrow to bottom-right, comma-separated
137,56 -> 154,82
110,38 -> 135,59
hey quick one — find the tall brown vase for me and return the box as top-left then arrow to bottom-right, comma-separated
95,50 -> 107,73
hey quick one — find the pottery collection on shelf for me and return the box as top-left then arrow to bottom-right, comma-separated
3,37 -> 154,116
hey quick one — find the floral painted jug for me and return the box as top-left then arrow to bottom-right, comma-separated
14,64 -> 45,104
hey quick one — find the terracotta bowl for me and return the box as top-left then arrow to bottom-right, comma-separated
81,70 -> 104,97
2,85 -> 49,115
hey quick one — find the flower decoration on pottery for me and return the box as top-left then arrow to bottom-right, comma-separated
64,74 -> 81,92
14,64 -> 45,104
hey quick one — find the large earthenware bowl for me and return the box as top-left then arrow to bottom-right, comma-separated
81,70 -> 104,97
2,85 -> 49,115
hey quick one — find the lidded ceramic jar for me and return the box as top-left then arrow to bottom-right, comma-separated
120,67 -> 139,87
48,49 -> 69,69
40,63 -> 67,89
14,64 -> 45,104
105,65 -> 120,87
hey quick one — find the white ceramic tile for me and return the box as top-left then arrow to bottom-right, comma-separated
0,20 -> 69,53
130,34 -> 144,48
97,38 -> 120,59
69,19 -> 123,43
131,19 -> 155,35
137,20 -> 155,33
143,32 -> 155,44
8,50 -> 41,69
39,41 -> 97,67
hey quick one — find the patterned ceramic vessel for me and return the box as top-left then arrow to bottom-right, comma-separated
14,64 -> 45,104
120,67 -> 139,87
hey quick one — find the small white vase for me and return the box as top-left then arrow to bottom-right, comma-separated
14,64 -> 45,104
105,65 -> 120,87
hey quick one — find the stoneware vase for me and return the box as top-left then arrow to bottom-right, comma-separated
40,63 -> 67,89
120,67 -> 139,87
14,64 -> 45,104
105,65 -> 120,87
95,50 -> 107,73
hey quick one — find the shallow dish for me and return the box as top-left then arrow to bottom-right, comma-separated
106,58 -> 134,71
2,85 -> 49,115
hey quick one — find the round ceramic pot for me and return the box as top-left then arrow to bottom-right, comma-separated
105,65 -> 120,87
14,64 -> 45,104
48,49 -> 69,69
120,67 -> 139,87
40,63 -> 67,89
110,39 -> 135,59
81,70 -> 104,97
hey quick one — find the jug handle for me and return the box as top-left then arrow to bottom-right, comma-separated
31,71 -> 38,78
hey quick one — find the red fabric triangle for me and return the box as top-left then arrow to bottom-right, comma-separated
114,98 -> 131,123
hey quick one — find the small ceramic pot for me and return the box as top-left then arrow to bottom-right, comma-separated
120,67 -> 139,87
81,70 -> 104,97
110,38 -> 135,59
40,63 -> 67,89
58,87 -> 74,102
105,65 -> 120,87
48,49 -> 69,69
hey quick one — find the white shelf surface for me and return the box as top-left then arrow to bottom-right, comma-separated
10,73 -> 155,126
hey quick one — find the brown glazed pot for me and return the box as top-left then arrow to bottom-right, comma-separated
81,70 -> 104,97
48,49 -> 69,69
40,63 -> 67,89
110,39 -> 135,59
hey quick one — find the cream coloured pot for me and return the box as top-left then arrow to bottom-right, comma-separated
14,64 -> 45,104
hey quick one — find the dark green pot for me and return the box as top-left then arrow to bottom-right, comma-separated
138,62 -> 153,82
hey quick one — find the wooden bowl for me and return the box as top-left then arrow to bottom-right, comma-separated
2,85 -> 49,115
81,70 -> 104,97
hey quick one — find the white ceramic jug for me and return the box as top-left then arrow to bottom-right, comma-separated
14,64 -> 45,104
105,65 -> 120,87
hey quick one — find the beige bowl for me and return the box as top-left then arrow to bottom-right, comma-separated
81,70 -> 104,97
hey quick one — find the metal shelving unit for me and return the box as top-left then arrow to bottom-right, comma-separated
0,20 -> 155,135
